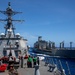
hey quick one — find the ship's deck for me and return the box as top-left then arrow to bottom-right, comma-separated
0,60 -> 60,75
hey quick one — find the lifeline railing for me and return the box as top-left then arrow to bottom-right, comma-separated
66,61 -> 71,75
58,60 -> 66,75
44,57 -> 66,75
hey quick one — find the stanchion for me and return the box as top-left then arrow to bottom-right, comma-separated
21,57 -> 24,68
34,64 -> 40,75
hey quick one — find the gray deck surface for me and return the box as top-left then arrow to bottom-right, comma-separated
0,61 -> 54,75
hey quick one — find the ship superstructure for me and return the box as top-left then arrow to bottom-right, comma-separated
0,2 -> 28,59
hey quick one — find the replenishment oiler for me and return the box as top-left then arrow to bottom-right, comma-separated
33,36 -> 75,58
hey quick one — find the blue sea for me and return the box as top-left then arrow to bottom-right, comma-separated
29,48 -> 75,75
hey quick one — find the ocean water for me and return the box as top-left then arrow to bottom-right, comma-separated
29,48 -> 75,75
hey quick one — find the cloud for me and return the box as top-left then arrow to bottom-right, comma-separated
33,20 -> 63,26
54,7 -> 75,17
20,32 -> 38,46
21,32 -> 37,39
30,35 -> 37,39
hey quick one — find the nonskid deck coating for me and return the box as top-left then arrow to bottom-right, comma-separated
0,61 -> 54,75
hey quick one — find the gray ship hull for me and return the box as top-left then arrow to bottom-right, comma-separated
32,48 -> 75,58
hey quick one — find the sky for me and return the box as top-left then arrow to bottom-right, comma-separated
0,0 -> 75,47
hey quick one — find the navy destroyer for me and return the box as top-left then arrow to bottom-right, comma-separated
33,36 -> 75,58
0,2 -> 28,63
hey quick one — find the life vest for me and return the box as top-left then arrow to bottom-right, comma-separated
24,54 -> 28,59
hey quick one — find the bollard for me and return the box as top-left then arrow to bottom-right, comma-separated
48,64 -> 55,72
34,64 -> 40,75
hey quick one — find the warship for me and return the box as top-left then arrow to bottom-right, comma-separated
0,2 -> 73,75
0,2 -> 28,63
33,36 -> 75,58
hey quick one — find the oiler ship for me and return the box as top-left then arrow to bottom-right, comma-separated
33,36 -> 75,58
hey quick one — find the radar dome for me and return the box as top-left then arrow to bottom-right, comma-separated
16,33 -> 20,37
0,33 -> 5,37
1,33 -> 5,35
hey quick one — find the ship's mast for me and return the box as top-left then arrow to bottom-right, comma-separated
0,2 -> 23,37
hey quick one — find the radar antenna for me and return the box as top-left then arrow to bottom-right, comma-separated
0,2 -> 24,36
8,2 -> 11,6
